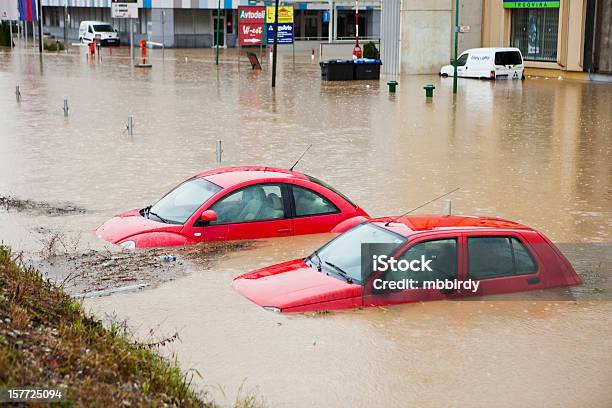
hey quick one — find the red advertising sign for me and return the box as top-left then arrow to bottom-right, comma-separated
240,23 -> 265,45
238,6 -> 265,46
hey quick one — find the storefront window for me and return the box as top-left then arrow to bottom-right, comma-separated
511,8 -> 559,62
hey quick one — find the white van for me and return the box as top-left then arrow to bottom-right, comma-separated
440,47 -> 524,80
79,21 -> 119,46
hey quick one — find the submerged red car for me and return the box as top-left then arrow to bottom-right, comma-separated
96,166 -> 369,249
232,215 -> 582,312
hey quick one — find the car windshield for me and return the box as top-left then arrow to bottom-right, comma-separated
148,178 -> 221,225
93,24 -> 114,32
311,223 -> 406,283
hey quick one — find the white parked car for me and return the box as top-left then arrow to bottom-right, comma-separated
440,47 -> 525,80
79,21 -> 119,46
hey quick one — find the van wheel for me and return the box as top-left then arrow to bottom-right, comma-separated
441,73 -> 448,77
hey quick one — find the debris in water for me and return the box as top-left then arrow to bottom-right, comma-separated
0,195 -> 86,216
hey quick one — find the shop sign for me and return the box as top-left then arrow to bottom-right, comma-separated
503,1 -> 560,8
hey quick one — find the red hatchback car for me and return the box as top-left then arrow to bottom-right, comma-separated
96,167 -> 369,249
232,215 -> 582,312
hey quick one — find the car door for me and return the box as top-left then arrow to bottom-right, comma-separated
86,25 -> 94,42
288,184 -> 341,235
363,232 -> 462,307
461,231 -> 541,298
206,183 -> 293,241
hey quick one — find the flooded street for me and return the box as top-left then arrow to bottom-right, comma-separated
1,46 -> 611,407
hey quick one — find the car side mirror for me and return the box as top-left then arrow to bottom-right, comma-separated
200,210 -> 217,222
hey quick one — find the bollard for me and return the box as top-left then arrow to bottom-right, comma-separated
140,39 -> 147,64
63,98 -> 69,117
127,114 -> 133,135
215,140 -> 223,163
423,84 -> 436,98
15,85 -> 21,102
443,199 -> 452,215
387,80 -> 398,93
311,49 -> 315,60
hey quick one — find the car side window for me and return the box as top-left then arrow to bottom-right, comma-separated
88,26 -> 93,33
386,239 -> 458,287
468,236 -> 537,279
511,238 -> 537,274
210,184 -> 285,224
291,186 -> 338,217
457,53 -> 468,66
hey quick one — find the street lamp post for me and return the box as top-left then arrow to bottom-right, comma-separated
215,0 -> 220,65
271,0 -> 279,87
452,0 -> 459,94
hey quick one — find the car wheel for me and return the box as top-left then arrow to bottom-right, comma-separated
441,73 -> 448,77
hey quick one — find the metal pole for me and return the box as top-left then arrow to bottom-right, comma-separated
63,0 -> 67,47
271,0 -> 279,87
25,21 -> 27,49
353,0 -> 363,57
215,0 -> 220,65
161,10 -> 165,60
355,0 -> 359,51
9,20 -> 13,48
452,0 -> 459,94
328,0 -> 332,43
38,0 -> 43,53
292,37 -> 295,71
215,140 -> 222,163
443,199 -> 452,215
130,19 -> 134,64
127,114 -> 133,135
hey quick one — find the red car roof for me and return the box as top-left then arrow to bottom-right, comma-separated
373,215 -> 533,237
196,166 -> 308,188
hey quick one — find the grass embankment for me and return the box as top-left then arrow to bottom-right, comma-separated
0,245 -> 259,407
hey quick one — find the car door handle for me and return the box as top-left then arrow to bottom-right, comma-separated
277,228 -> 292,233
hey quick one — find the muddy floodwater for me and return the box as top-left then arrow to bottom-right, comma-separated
1,47 -> 611,407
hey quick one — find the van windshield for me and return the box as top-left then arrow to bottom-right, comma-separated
495,51 -> 522,66
93,24 -> 114,32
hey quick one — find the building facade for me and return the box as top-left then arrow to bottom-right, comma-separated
40,0 -> 381,48
483,0 -> 612,77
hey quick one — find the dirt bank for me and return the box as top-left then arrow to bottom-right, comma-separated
0,245 -> 262,407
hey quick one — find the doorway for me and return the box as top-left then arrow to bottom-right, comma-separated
213,12 -> 225,47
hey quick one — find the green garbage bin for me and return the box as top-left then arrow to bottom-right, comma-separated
423,84 -> 435,98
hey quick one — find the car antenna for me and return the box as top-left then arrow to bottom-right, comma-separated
384,188 -> 460,226
289,144 -> 313,171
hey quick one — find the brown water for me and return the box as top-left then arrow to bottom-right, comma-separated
1,46 -> 611,407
